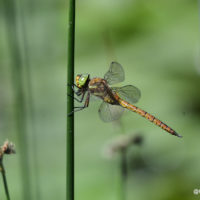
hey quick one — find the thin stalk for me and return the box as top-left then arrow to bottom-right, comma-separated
2,0 -> 31,199
119,149 -> 127,200
17,0 -> 41,198
0,162 -> 10,200
67,0 -> 75,200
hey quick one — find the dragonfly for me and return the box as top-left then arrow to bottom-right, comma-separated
69,62 -> 182,138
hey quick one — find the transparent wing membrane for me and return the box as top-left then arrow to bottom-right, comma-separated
98,102 -> 124,122
112,85 -> 141,104
104,62 -> 125,85
90,94 -> 101,102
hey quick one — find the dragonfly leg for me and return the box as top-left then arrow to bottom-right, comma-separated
68,106 -> 86,116
67,83 -> 79,89
68,93 -> 90,116
68,90 -> 86,103
67,83 -> 80,95
68,94 -> 83,103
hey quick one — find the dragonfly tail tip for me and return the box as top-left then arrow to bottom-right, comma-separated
174,132 -> 183,138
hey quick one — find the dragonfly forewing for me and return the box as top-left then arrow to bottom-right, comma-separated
104,62 -> 125,85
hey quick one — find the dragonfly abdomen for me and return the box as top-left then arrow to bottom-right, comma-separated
117,98 -> 182,138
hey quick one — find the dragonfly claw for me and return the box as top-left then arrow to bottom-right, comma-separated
67,110 -> 74,116
67,93 -> 73,97
68,112 -> 73,116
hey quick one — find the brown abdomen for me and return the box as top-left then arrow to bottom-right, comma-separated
118,98 -> 182,138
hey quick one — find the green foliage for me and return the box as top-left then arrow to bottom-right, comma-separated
0,0 -> 199,200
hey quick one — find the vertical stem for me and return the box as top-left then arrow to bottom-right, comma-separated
67,0 -> 75,200
2,0 -> 31,199
120,149 -> 127,200
17,0 -> 41,198
0,163 -> 10,200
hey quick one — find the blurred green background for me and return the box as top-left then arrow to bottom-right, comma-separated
0,0 -> 200,199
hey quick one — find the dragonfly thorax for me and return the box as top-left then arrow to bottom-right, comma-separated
76,74 -> 90,88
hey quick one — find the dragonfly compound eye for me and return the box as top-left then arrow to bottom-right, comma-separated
76,75 -> 81,88
76,74 -> 89,88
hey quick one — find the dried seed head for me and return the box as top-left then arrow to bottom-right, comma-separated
131,135 -> 143,146
1,140 -> 16,155
103,133 -> 143,159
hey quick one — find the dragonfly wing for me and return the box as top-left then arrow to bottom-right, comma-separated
104,62 -> 125,85
98,101 -> 124,122
90,94 -> 101,102
112,85 -> 141,104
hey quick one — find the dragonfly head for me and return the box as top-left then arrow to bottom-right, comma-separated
76,74 -> 90,88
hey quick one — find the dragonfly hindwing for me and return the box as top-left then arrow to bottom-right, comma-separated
112,85 -> 141,104
98,102 -> 124,122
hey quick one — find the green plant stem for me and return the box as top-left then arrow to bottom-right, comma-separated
120,150 -> 127,200
2,0 -> 31,199
17,0 -> 41,199
67,0 -> 75,200
0,162 -> 10,200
